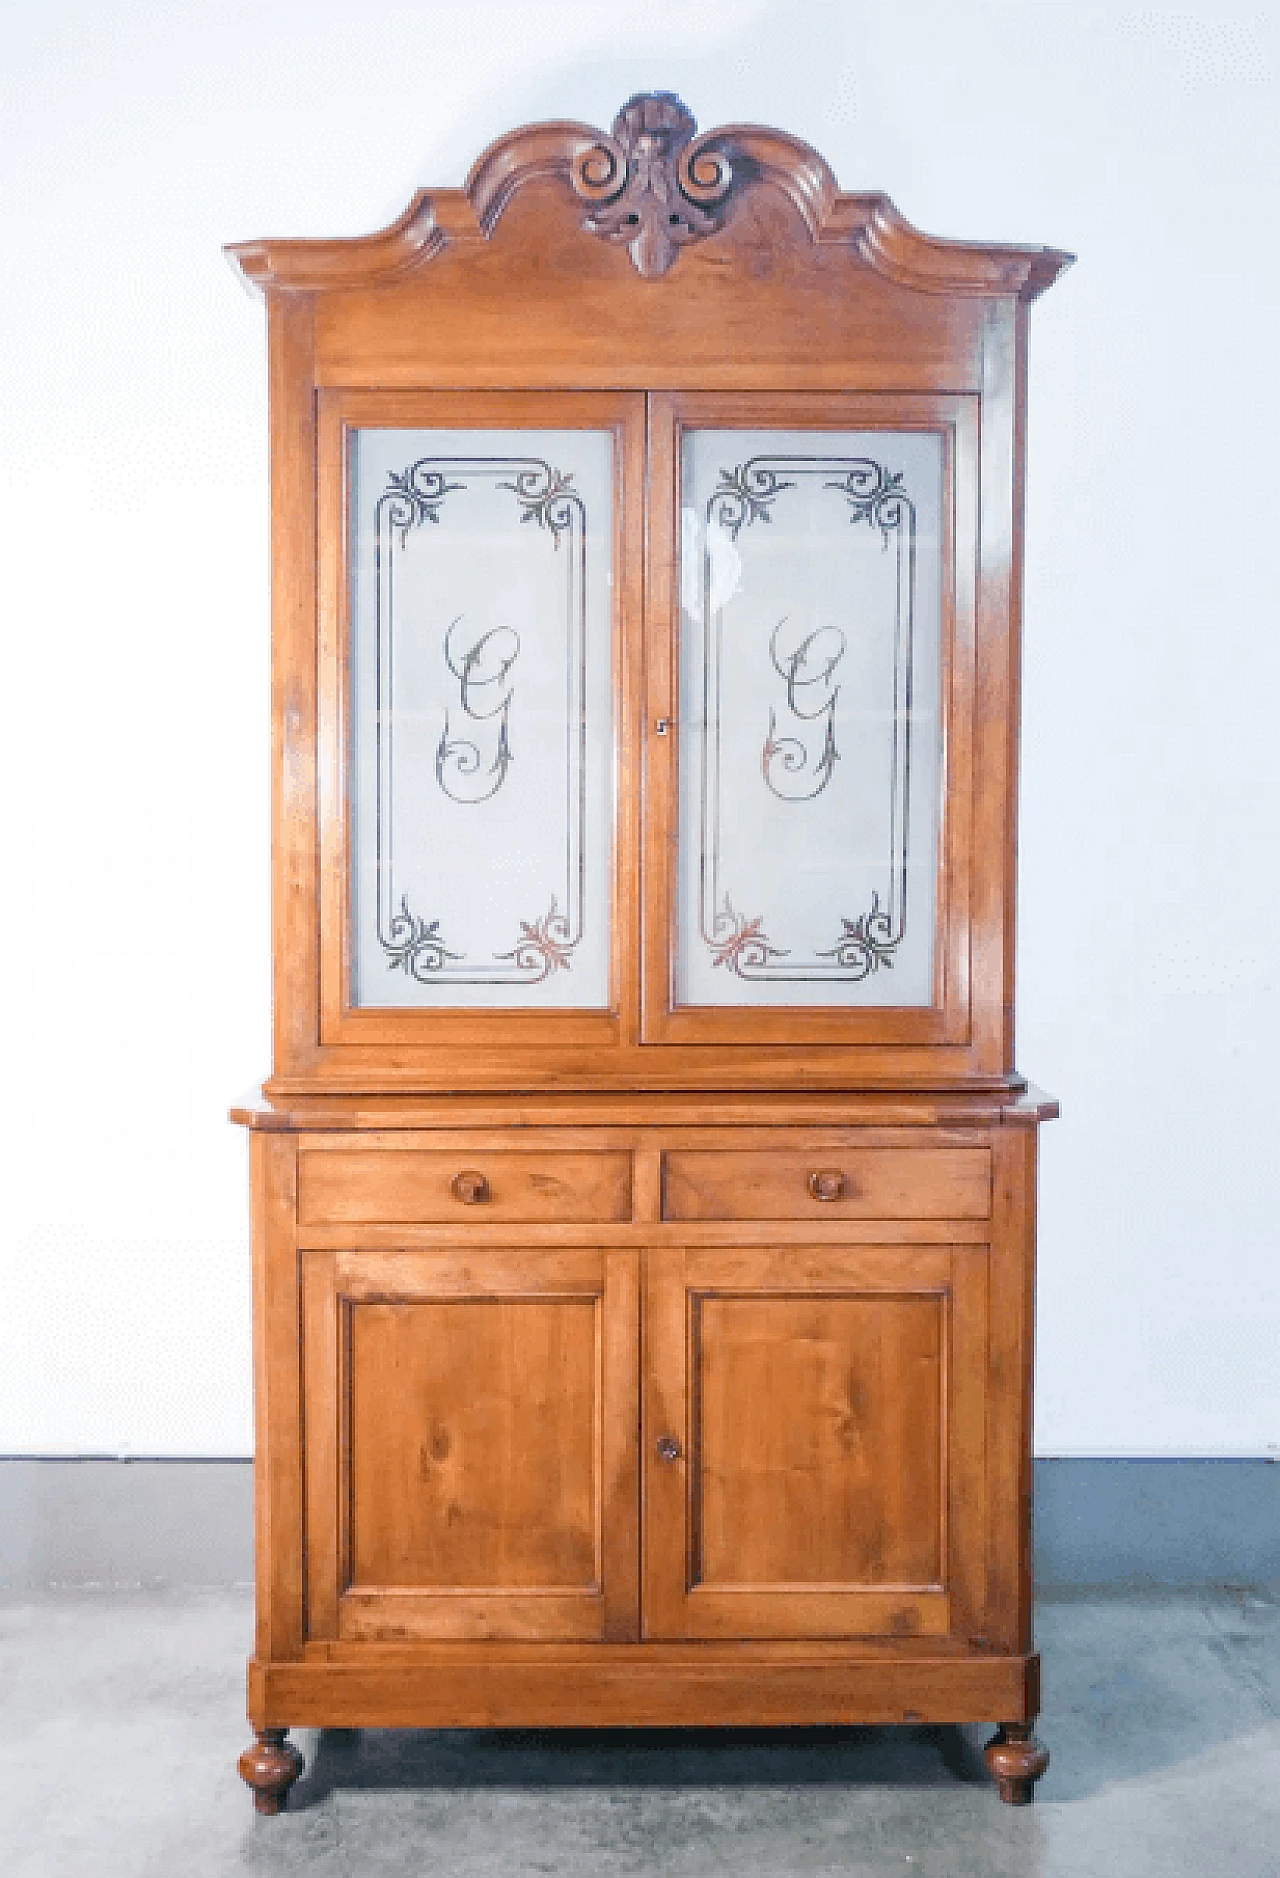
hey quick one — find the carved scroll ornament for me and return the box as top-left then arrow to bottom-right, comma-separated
229,91 -> 1074,298
229,91 -> 1074,299
570,91 -> 732,279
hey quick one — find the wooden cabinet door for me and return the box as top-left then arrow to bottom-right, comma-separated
301,1246 -> 639,1642
643,1244 -> 988,1641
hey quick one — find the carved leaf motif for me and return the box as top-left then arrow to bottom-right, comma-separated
570,91 -> 732,279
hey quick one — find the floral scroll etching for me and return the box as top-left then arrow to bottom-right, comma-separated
374,458 -> 588,985
698,456 -> 918,984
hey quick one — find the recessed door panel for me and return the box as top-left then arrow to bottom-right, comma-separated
302,1247 -> 639,1642
349,1298 -> 599,1590
643,1244 -> 988,1640
696,1293 -> 944,1589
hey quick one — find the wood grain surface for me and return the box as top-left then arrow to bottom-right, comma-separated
663,1147 -> 991,1221
298,1148 -> 633,1224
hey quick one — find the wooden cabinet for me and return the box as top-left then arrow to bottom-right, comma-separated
231,91 -> 1067,1814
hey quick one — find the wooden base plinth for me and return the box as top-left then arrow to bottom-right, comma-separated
984,1722 -> 1050,1804
245,1657 -> 1045,1812
238,1728 -> 303,1815
249,1649 -> 1038,1731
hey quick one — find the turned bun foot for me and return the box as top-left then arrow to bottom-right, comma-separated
984,1722 -> 1049,1804
239,1728 -> 303,1815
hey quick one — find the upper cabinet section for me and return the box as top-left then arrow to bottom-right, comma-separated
231,93 -> 1070,1096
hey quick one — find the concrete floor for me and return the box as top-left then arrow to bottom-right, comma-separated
1,1590 -> 1277,1877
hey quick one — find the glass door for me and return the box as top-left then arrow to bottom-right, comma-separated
318,390 -> 643,1051
644,393 -> 975,1048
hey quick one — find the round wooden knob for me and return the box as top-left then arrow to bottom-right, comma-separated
451,1169 -> 491,1205
807,1168 -> 848,1203
655,1435 -> 682,1462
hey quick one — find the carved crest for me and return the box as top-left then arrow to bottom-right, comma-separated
570,91 -> 732,279
228,95 -> 1073,300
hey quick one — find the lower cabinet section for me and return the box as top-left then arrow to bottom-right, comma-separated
244,1118 -> 1048,1812
300,1238 -> 988,1652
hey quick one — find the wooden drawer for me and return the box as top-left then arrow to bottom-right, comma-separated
662,1147 -> 991,1221
298,1149 -> 633,1225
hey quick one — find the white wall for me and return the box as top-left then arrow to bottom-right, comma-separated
1,0 -> 1275,1457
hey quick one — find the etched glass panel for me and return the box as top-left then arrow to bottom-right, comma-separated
350,429 -> 613,1008
676,429 -> 943,1008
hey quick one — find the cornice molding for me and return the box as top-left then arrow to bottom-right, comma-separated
227,92 -> 1072,301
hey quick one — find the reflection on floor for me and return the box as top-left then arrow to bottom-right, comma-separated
1,1588 -> 1277,1876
